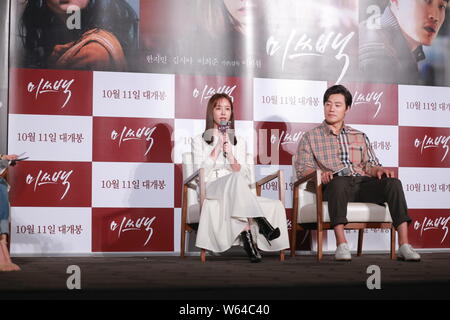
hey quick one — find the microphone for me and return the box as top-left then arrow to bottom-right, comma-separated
218,121 -> 231,158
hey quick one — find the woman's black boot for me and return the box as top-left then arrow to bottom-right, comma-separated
254,217 -> 280,242
240,230 -> 261,263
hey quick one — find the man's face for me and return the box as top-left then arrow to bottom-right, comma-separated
394,0 -> 447,46
324,94 -> 348,127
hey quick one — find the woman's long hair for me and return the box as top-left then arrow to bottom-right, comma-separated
202,93 -> 237,146
20,0 -> 138,68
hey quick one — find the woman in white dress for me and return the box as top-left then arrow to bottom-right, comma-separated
192,93 -> 289,262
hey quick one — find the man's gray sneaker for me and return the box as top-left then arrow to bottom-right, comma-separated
397,244 -> 421,261
335,243 -> 351,261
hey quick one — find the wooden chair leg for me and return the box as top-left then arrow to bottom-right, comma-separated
200,249 -> 206,263
7,222 -> 11,252
180,225 -> 186,258
291,189 -> 299,257
181,185 -> 188,258
279,250 -> 285,261
357,229 -> 364,256
390,226 -> 396,260
290,226 -> 297,257
317,228 -> 323,261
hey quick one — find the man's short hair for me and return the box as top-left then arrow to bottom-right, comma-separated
323,85 -> 352,109
390,0 -> 449,4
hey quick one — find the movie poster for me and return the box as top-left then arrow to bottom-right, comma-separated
6,0 -> 450,255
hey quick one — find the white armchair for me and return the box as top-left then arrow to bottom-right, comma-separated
180,152 -> 286,262
291,155 -> 396,260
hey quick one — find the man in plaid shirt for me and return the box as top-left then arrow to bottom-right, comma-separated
295,85 -> 420,261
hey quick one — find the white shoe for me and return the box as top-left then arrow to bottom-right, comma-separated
397,244 -> 421,261
335,243 -> 351,261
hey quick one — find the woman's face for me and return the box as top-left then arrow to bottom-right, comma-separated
223,0 -> 262,33
46,0 -> 90,16
212,97 -> 232,128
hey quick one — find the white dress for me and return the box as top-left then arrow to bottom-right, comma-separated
192,134 -> 289,253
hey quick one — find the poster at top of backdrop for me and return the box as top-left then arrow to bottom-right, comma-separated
138,0 -> 359,82
11,0 -> 360,83
11,0 -> 450,86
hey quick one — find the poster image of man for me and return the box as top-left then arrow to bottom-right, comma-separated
359,0 -> 448,85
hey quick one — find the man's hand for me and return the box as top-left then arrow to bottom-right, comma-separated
2,154 -> 18,161
373,167 -> 395,179
321,171 -> 334,184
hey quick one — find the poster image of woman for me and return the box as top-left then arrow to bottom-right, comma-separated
19,0 -> 138,71
194,0 -> 269,75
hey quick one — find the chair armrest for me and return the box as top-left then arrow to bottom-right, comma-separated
292,170 -> 324,224
184,170 -> 199,190
0,168 -> 7,180
255,171 -> 280,187
183,169 -> 201,185
255,170 -> 285,204
292,169 -> 323,188
0,160 -> 9,180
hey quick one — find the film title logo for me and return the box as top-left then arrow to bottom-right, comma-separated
110,216 -> 156,246
111,126 -> 156,156
352,90 -> 384,118
414,216 -> 450,244
26,169 -> 74,200
192,84 -> 237,104
414,134 -> 450,162
266,30 -> 355,83
27,78 -> 75,109
271,130 -> 306,147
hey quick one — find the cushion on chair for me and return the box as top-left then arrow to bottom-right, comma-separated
298,193 -> 392,224
183,152 -> 258,223
187,203 -> 200,224
291,154 -> 392,224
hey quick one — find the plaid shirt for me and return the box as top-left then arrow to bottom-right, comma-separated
295,121 -> 381,178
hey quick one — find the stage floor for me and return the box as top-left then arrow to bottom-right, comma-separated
1,252 -> 450,300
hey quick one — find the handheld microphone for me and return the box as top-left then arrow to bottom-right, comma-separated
218,121 -> 231,158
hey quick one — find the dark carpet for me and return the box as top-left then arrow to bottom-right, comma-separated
1,252 -> 449,300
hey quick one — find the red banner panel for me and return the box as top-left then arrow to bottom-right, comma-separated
9,68 -> 93,116
175,75 -> 252,120
92,208 -> 174,252
399,126 -> 450,168
408,209 -> 450,248
174,164 -> 182,208
93,117 -> 174,162
337,82 -> 398,125
254,121 -> 319,165
9,161 -> 92,207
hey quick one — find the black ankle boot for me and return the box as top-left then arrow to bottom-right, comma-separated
254,217 -> 280,242
240,230 -> 261,263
